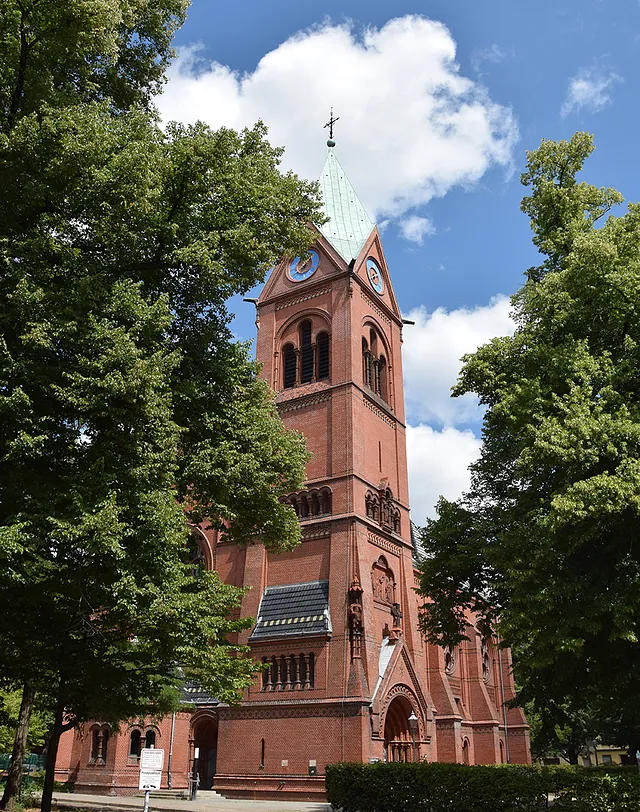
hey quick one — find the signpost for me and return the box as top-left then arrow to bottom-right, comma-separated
190,747 -> 200,801
139,747 -> 164,812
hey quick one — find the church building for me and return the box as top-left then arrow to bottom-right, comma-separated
55,137 -> 530,800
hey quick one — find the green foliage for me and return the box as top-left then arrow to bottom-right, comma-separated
0,692 -> 50,754
325,762 -> 640,812
417,133 -> 640,748
0,3 -> 322,803
0,0 -> 189,127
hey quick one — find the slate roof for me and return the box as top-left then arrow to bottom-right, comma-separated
180,680 -> 218,706
250,580 -> 331,640
318,148 -> 375,262
411,520 -> 428,564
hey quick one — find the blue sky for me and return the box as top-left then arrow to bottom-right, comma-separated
158,0 -> 640,523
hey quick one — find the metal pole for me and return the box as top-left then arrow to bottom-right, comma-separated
167,712 -> 176,789
191,747 -> 199,801
497,634 -> 511,763
143,789 -> 150,812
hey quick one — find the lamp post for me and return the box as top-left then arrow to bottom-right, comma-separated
408,712 -> 418,763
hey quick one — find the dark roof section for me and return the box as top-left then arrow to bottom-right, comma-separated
250,580 -> 331,641
180,680 -> 219,706
411,520 -> 428,564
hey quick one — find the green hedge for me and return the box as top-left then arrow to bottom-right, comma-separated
325,762 -> 640,812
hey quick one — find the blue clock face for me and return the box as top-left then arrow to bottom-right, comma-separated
288,250 -> 319,282
366,258 -> 384,295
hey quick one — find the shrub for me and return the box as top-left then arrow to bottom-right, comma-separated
325,762 -> 640,812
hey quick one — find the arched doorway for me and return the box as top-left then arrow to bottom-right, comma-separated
192,715 -> 218,790
384,695 -> 419,763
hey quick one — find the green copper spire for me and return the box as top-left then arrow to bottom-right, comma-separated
317,147 -> 375,263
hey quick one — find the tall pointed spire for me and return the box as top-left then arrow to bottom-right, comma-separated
317,129 -> 375,263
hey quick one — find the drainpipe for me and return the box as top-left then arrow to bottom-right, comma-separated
497,635 -> 510,764
167,712 -> 176,788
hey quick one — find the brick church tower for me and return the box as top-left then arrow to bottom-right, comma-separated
211,141 -> 530,796
55,139 -> 529,801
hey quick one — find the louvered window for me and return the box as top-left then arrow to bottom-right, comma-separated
283,343 -> 297,388
317,332 -> 330,380
300,320 -> 314,383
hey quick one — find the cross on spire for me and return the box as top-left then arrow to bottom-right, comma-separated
324,108 -> 340,146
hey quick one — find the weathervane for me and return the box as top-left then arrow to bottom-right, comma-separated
324,108 -> 340,146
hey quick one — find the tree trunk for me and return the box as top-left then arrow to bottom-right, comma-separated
40,689 -> 65,812
0,683 -> 36,811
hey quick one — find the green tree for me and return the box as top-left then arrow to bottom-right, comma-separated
0,2 -> 322,811
525,700 -> 599,764
417,132 -> 640,752
0,690 -> 51,754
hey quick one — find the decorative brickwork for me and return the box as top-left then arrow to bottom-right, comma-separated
360,289 -> 391,325
277,392 -> 332,413
219,702 -> 364,720
367,532 -> 402,557
276,286 -> 332,310
363,396 -> 395,426
302,524 -> 331,540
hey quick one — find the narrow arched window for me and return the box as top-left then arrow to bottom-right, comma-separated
129,730 -> 142,758
363,328 -> 389,405
145,730 -> 156,749
369,328 -> 378,357
317,332 -> 330,380
300,320 -> 314,383
101,729 -> 109,761
91,727 -> 100,760
378,355 -> 387,400
362,338 -> 369,384
283,343 -> 296,389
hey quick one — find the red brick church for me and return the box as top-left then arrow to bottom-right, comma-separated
55,139 -> 530,800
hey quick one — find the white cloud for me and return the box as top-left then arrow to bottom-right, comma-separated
402,296 -> 515,426
158,16 -> 518,221
471,44 -> 508,76
406,424 -> 481,523
399,215 -> 436,244
561,65 -> 622,117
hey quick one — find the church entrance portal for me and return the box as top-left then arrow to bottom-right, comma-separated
384,695 -> 419,763
192,715 -> 218,790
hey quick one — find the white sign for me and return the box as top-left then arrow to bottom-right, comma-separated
139,770 -> 162,791
140,748 -> 164,771
139,748 -> 164,791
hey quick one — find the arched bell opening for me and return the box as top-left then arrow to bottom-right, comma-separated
383,695 -> 421,763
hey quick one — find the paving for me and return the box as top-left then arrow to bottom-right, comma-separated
52,791 -> 332,812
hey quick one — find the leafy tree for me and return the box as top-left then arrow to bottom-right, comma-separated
417,132 -> 640,753
0,2 -> 322,811
0,690 -> 51,754
525,700 -> 599,765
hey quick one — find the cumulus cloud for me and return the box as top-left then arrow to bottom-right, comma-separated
402,296 -> 515,426
399,215 -> 436,244
406,424 -> 481,523
561,65 -> 622,117
158,16 -> 518,221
